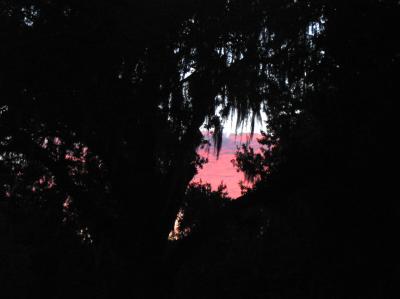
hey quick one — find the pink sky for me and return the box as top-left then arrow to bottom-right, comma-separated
191,133 -> 263,198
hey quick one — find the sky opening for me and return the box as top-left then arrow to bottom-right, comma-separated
192,110 -> 267,198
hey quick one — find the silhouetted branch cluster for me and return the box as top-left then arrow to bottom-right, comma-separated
1,1 -> 398,298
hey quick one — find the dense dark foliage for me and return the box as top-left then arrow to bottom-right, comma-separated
1,1 -> 397,298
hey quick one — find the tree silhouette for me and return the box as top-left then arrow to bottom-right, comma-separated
1,0 -> 397,298
229,1 -> 398,297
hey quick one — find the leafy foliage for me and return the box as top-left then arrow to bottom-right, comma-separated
1,0 -> 398,298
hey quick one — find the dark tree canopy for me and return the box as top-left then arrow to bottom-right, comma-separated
1,1 -> 398,298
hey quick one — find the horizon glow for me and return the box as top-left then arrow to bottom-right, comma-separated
193,110 -> 267,198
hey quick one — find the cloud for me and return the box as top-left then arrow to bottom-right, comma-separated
191,133 -> 263,198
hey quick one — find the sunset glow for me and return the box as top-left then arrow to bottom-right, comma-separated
192,133 -> 263,198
